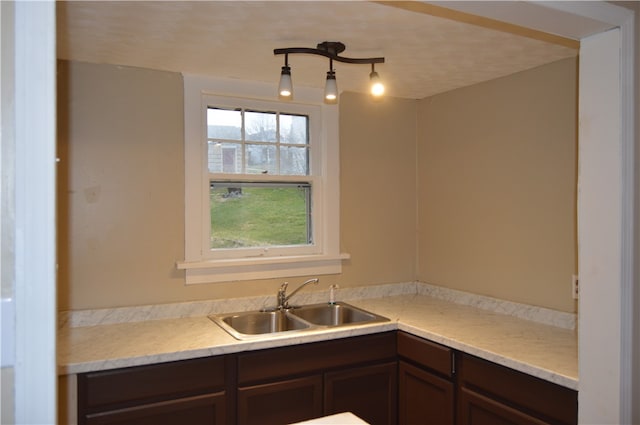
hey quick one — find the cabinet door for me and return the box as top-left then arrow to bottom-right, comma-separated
84,392 -> 226,425
398,361 -> 454,425
237,375 -> 323,425
457,354 -> 577,425
458,388 -> 548,425
324,362 -> 397,425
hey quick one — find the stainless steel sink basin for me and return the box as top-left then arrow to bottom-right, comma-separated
292,303 -> 385,326
212,310 -> 310,340
210,302 -> 389,340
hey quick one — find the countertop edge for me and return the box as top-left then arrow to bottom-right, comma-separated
58,310 -> 578,390
57,321 -> 399,375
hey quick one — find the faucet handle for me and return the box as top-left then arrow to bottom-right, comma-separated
279,282 -> 289,292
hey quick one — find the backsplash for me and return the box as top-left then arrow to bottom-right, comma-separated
57,282 -> 416,328
58,281 -> 575,330
417,282 -> 576,329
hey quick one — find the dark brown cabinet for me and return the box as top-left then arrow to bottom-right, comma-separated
325,362 -> 397,424
457,353 -> 578,425
237,375 -> 323,425
458,387 -> 547,425
236,332 -> 397,425
397,332 -> 455,425
399,361 -> 455,425
81,393 -> 226,425
396,332 -> 577,425
77,356 -> 230,425
77,330 -> 577,425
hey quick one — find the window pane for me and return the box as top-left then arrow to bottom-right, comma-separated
245,111 -> 276,142
280,146 -> 308,175
245,144 -> 277,174
210,183 -> 311,249
280,114 -> 308,145
207,108 -> 241,140
208,141 -> 242,173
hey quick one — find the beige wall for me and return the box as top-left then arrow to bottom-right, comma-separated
57,58 -> 577,312
339,92 -> 417,285
57,61 -> 187,310
416,58 -> 578,312
56,61 -> 417,310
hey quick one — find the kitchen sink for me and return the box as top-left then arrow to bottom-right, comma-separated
212,310 -> 310,340
292,303 -> 383,326
210,302 -> 389,340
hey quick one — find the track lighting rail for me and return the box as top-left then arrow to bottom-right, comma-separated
274,41 -> 385,103
274,42 -> 385,65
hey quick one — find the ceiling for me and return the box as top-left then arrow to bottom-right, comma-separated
56,1 -> 580,100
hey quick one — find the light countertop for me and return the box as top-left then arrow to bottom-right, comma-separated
58,290 -> 577,390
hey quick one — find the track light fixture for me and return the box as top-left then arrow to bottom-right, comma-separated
274,41 -> 385,104
278,54 -> 293,99
369,64 -> 384,97
324,59 -> 338,103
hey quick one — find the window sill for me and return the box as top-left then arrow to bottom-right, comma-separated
176,253 -> 350,284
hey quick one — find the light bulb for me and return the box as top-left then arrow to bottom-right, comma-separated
324,71 -> 338,103
370,71 -> 384,97
278,65 -> 293,99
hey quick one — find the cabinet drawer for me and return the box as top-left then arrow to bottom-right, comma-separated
397,331 -> 453,377
84,392 -> 226,425
238,332 -> 396,384
458,354 -> 577,425
79,356 -> 226,411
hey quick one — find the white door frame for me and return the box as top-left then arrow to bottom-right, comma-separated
9,1 -> 57,423
577,27 -> 631,425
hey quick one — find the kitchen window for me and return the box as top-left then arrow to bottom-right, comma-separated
179,75 -> 347,284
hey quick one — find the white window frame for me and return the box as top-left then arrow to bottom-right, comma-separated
178,74 -> 348,284
205,95 -> 320,259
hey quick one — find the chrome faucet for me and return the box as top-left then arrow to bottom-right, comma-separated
277,278 -> 319,310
